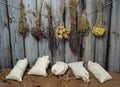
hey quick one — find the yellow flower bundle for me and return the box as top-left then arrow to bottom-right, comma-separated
92,26 -> 105,36
55,25 -> 69,39
92,0 -> 105,37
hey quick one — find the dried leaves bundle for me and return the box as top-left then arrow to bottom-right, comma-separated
18,0 -> 28,35
78,11 -> 90,36
31,1 -> 45,39
31,11 -> 44,39
69,0 -> 79,54
45,2 -> 57,51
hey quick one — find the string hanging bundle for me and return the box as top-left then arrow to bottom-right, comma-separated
45,2 -> 57,52
18,0 -> 29,35
31,1 -> 45,39
78,10 -> 90,36
55,4 -> 69,39
69,0 -> 79,54
92,0 -> 105,36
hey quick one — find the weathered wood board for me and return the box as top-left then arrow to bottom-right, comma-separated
37,0 -> 51,59
23,0 -> 38,67
0,0 -> 12,68
64,0 -> 79,63
83,0 -> 97,62
7,0 -> 25,66
0,0 -> 119,72
51,0 -> 65,63
109,0 -> 120,72
94,0 -> 112,68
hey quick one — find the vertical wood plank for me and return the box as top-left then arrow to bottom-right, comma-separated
65,0 -> 79,63
51,0 -> 65,63
0,0 -> 12,68
109,0 -> 120,72
83,0 -> 97,62
37,0 -> 51,59
7,0 -> 25,66
23,0 -> 38,67
77,0 -> 83,61
94,0 -> 112,68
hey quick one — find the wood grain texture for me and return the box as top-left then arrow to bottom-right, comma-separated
37,0 -> 51,59
76,0 -> 83,61
0,0 -> 120,72
83,0 -> 97,62
109,0 -> 120,72
51,0 -> 65,63
94,0 -> 112,68
0,0 -> 12,68
7,0 -> 25,66
23,0 -> 38,67
64,0 -> 79,63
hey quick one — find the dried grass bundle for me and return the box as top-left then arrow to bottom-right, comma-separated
18,0 -> 28,35
45,2 -> 57,51
69,0 -> 79,54
78,11 -> 90,36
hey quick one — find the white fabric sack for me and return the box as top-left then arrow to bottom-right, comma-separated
51,61 -> 68,75
6,59 -> 28,82
68,61 -> 90,82
88,61 -> 112,83
28,55 -> 50,76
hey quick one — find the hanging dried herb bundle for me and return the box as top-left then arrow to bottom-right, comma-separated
45,2 -> 57,51
69,0 -> 79,54
55,23 -> 69,39
78,10 -> 90,36
18,0 -> 28,35
31,11 -> 44,39
55,4 -> 69,39
92,0 -> 105,36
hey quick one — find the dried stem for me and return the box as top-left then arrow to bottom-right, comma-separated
45,2 -> 57,52
18,0 -> 29,35
69,0 -> 79,54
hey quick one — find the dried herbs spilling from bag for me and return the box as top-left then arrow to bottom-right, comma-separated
18,1 -> 28,35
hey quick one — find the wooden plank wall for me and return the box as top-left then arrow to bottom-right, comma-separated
0,0 -> 120,72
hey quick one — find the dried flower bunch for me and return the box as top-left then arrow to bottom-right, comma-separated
92,0 -> 105,36
69,0 -> 79,54
55,3 -> 69,39
31,1 -> 45,39
78,11 -> 90,36
31,11 -> 44,39
55,24 -> 69,39
18,0 -> 29,35
92,26 -> 105,36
